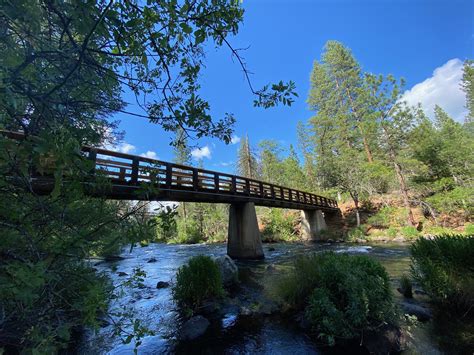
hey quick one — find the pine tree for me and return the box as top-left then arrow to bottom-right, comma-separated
461,60 -> 474,121
237,134 -> 258,179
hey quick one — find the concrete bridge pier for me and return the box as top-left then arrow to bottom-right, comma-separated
227,202 -> 264,260
301,209 -> 329,241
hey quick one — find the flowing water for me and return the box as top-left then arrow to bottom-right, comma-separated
80,242 -> 443,354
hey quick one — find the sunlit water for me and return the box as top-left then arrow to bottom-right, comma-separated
79,242 -> 442,354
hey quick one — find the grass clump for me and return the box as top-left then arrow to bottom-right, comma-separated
172,255 -> 224,310
410,235 -> 474,313
465,223 -> 474,236
276,252 -> 396,346
399,274 -> 413,298
400,226 -> 420,239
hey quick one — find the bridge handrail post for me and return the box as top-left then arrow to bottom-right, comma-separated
280,186 -> 283,200
270,185 -> 275,199
131,157 -> 139,184
165,163 -> 172,188
259,181 -> 264,198
288,189 -> 292,202
87,149 -> 97,176
231,176 -> 236,194
296,190 -> 300,203
214,173 -> 219,192
193,168 -> 199,191
245,179 -> 250,196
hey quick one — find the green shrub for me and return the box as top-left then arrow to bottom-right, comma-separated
172,255 -> 224,310
400,226 -> 419,239
387,227 -> 398,238
399,274 -> 413,298
424,225 -> 456,236
347,225 -> 366,240
367,206 -> 409,228
465,223 -> 474,236
172,219 -> 202,244
410,235 -> 474,313
261,209 -> 297,242
276,252 -> 396,345
425,186 -> 474,215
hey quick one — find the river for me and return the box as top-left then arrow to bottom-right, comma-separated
80,242 -> 443,354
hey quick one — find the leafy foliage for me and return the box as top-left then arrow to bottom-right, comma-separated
399,274 -> 413,298
172,255 -> 224,310
276,252 -> 396,346
410,235 -> 474,314
261,209 -> 298,242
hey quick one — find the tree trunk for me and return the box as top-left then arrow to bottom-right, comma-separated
389,149 -> 416,226
350,191 -> 361,227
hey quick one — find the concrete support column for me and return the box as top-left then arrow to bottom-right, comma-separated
301,209 -> 328,241
227,202 -> 264,259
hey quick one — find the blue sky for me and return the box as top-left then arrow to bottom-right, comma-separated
111,0 -> 473,173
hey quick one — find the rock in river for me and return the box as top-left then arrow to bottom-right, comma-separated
179,315 -> 210,341
147,257 -> 158,263
156,281 -> 170,289
401,301 -> 432,321
214,255 -> 238,287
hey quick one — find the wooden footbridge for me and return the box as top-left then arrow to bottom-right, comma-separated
3,130 -> 341,259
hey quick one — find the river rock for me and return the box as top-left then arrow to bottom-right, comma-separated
354,238 -> 367,243
214,255 -> 239,287
117,271 -> 128,277
364,324 -> 407,354
156,281 -> 170,289
393,236 -> 406,242
179,315 -> 210,340
401,301 -> 432,321
268,247 -> 276,251
147,257 -> 158,263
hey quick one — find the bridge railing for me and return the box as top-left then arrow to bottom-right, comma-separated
0,130 -> 337,209
82,146 -> 338,209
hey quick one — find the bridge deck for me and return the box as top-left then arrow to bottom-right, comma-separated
3,131 -> 338,211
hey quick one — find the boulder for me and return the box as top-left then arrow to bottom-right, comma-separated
364,324 -> 407,354
156,281 -> 170,289
117,271 -> 128,277
393,236 -> 406,242
401,301 -> 432,321
147,257 -> 158,263
268,247 -> 276,251
179,315 -> 210,341
214,255 -> 239,287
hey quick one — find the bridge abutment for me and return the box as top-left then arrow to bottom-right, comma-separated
227,202 -> 264,260
301,209 -> 327,241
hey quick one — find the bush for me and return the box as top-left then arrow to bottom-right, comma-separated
399,274 -> 413,298
172,255 -> 224,310
465,223 -> 474,236
387,227 -> 398,238
410,235 -> 474,313
367,206 -> 408,228
347,225 -> 366,240
172,219 -> 202,244
261,209 -> 297,242
400,226 -> 420,239
425,186 -> 474,216
276,252 -> 396,345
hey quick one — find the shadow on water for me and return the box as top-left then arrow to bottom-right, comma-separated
80,242 -> 443,354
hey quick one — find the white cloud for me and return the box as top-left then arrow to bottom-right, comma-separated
220,161 -> 234,167
402,58 -> 467,121
140,151 -> 158,159
191,145 -> 211,160
230,135 -> 241,145
104,142 -> 136,154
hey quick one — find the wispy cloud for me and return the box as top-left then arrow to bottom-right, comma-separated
115,142 -> 136,154
191,145 -> 211,160
402,58 -> 467,121
140,151 -> 159,159
230,135 -> 241,145
220,161 -> 234,167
